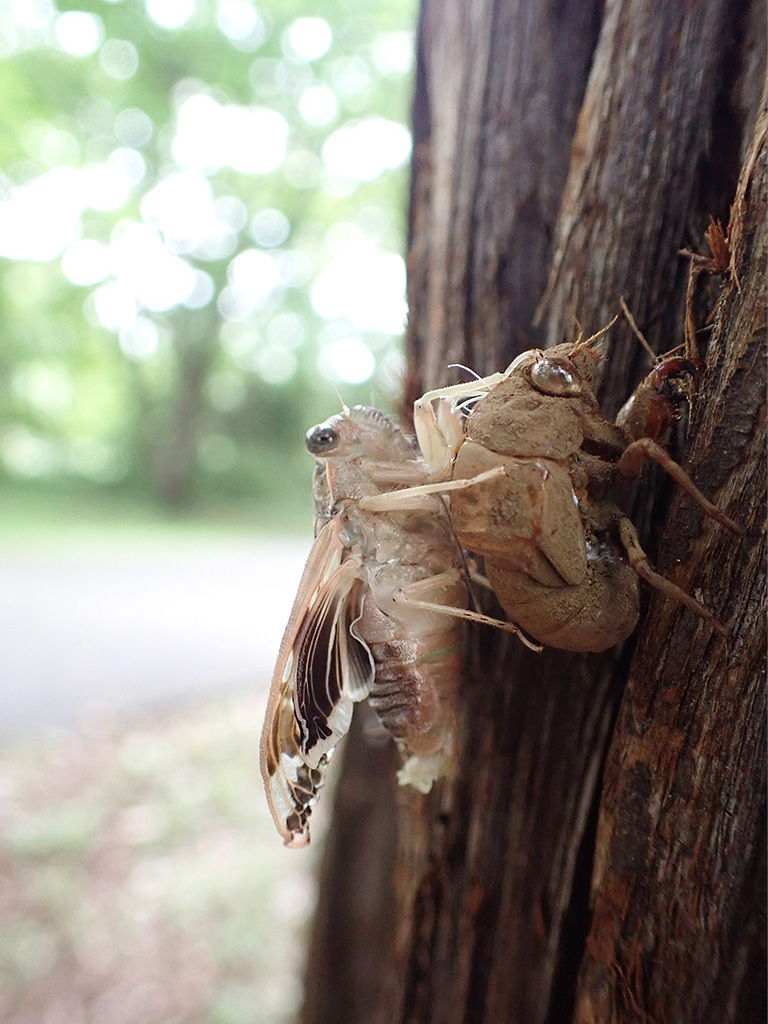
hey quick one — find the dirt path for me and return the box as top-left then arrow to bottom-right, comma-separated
0,535 -> 310,742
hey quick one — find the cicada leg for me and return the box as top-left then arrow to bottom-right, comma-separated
360,459 -> 431,488
617,517 -> 728,636
414,375 -> 504,478
359,466 -> 506,512
617,437 -> 742,534
392,570 -> 542,651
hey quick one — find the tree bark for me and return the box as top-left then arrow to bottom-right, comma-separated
573,102 -> 767,1024
302,709 -> 399,1024
302,2 -> 766,1022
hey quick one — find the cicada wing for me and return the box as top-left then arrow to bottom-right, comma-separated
293,570 -> 374,767
260,517 -> 375,847
261,687 -> 325,849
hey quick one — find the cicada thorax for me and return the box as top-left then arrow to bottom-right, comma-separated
462,372 -> 585,462
319,409 -> 468,790
437,332 -> 736,652
450,440 -> 640,651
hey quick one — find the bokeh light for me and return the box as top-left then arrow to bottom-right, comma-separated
99,38 -> 140,80
318,338 -> 376,384
55,10 -> 104,55
0,0 -> 415,496
146,0 -> 196,31
322,116 -> 412,182
0,7 -> 418,1023
285,17 -> 332,61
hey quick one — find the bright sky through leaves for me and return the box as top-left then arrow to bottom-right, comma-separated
0,22 -> 411,367
0,0 -> 417,497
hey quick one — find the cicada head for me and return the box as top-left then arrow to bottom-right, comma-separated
306,406 -> 415,464
508,321 -> 613,400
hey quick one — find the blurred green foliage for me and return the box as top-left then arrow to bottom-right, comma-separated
0,0 -> 416,516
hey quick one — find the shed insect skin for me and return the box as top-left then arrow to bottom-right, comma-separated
261,405 -> 525,848
392,323 -> 742,653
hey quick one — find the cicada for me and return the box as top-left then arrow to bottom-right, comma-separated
407,322 -> 742,651
261,405 -> 517,848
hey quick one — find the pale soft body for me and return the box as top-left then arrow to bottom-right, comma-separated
260,406 -> 468,848
261,336 -> 740,845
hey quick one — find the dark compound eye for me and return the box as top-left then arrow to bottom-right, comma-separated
306,424 -> 339,454
530,358 -> 582,396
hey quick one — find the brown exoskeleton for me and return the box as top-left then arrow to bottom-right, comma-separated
261,405 -> 528,847
379,324 -> 741,653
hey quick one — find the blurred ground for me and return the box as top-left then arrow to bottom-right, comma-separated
0,530 -> 327,1024
0,691 -> 325,1024
0,536 -> 309,739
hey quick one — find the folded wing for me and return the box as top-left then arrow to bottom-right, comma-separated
260,516 -> 375,847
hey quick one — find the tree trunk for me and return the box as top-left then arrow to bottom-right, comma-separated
150,309 -> 217,509
302,708 -> 399,1024
302,2 -> 766,1022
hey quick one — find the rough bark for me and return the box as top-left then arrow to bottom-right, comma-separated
574,103 -> 767,1024
302,709 -> 399,1024
404,0 -> 603,408
302,1 -> 766,1022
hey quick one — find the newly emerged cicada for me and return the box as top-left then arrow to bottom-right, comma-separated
260,405 -> 521,848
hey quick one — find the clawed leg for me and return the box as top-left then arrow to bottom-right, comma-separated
359,459 -> 432,488
468,569 -> 495,592
617,518 -> 727,637
617,437 -> 742,535
393,572 -> 542,652
415,374 -> 505,410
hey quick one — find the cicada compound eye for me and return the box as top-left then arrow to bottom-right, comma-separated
306,423 -> 339,455
530,357 -> 582,396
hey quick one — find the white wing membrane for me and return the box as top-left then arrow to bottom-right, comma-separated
293,561 -> 373,768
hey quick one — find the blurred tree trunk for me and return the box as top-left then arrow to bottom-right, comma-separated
150,309 -> 217,509
302,2 -> 766,1023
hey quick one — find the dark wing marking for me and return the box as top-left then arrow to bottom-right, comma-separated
294,573 -> 373,767
260,516 -> 374,847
